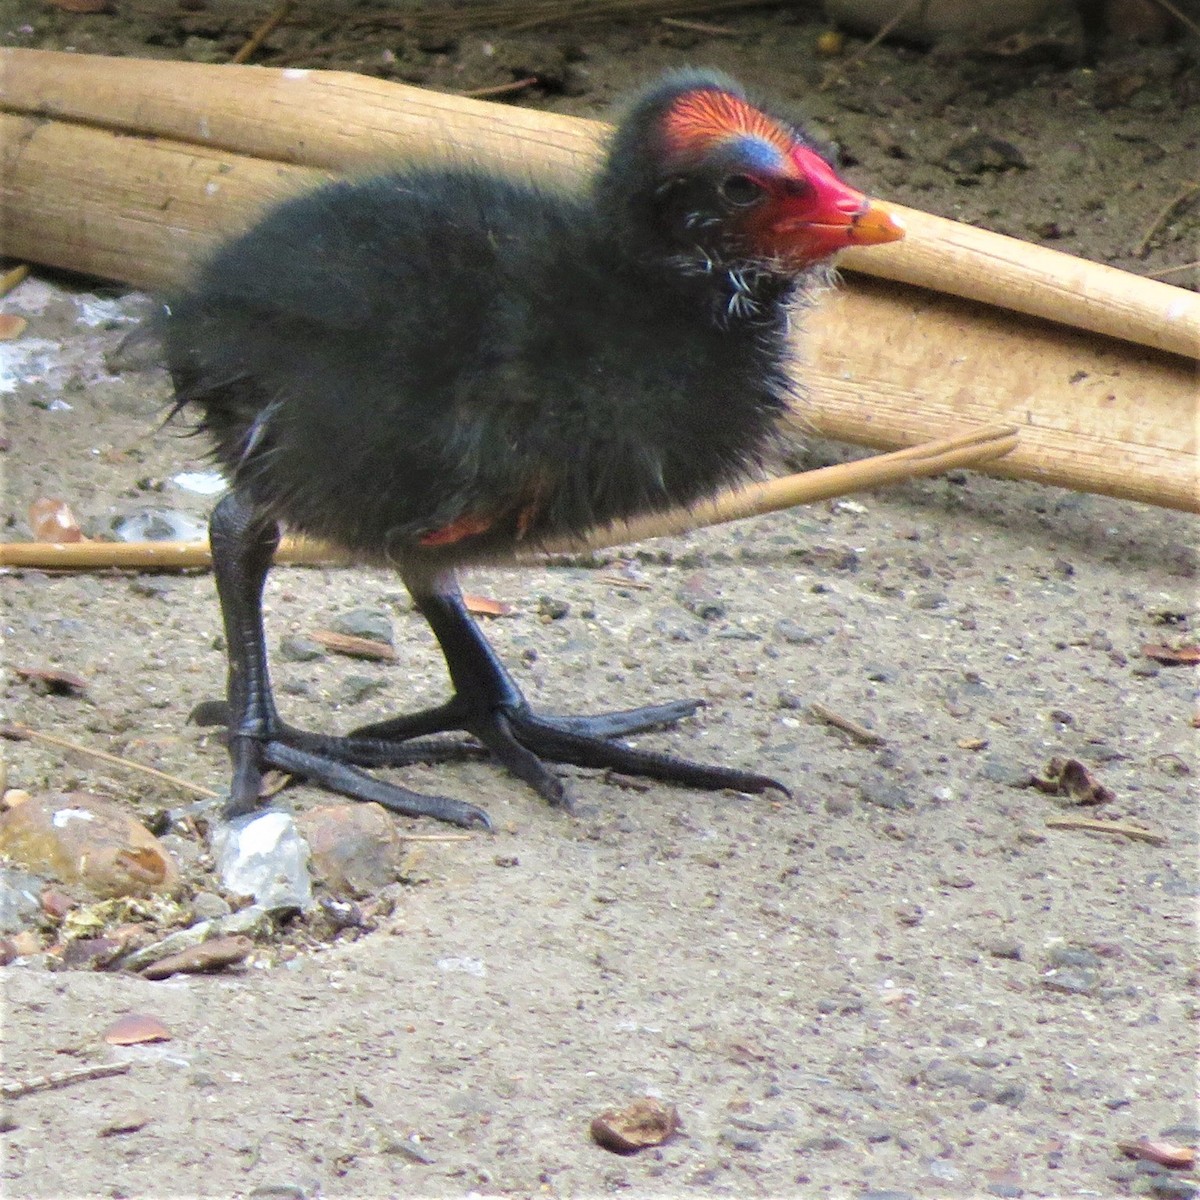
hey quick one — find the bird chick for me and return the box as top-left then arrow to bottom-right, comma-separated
163,70 -> 904,829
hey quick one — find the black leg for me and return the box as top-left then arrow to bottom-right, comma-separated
208,491 -> 283,816
205,506 -> 783,820
207,492 -> 491,828
345,575 -> 788,807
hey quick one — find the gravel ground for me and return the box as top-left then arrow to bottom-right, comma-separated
1,5 -> 1198,1198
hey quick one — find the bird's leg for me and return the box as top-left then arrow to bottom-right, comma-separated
207,492 -> 490,828
348,575 -> 787,807
208,491 -> 284,815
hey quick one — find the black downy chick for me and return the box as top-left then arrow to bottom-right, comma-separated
163,71 -> 904,829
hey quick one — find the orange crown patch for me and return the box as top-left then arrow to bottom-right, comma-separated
661,89 -> 797,163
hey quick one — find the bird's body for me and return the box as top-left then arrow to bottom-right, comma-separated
163,71 -> 903,827
170,162 -> 797,573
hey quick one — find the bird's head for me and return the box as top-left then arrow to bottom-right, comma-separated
597,72 -> 904,273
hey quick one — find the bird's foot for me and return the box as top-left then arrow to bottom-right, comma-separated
345,695 -> 788,811
205,693 -> 783,821
223,725 -> 493,830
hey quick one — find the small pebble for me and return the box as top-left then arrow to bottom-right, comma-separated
211,811 -> 313,913
1159,1125 -> 1200,1141
341,674 -> 389,705
1148,1180 -> 1199,1200
1047,945 -> 1102,970
330,608 -> 394,645
992,1082 -> 1027,1108
128,576 -> 176,599
775,618 -> 818,645
722,1129 -> 762,1152
984,1183 -> 1024,1198
110,508 -> 207,543
0,868 -> 44,935
279,635 -> 325,662
943,133 -> 1027,176
190,890 -> 232,920
987,939 -> 1024,961
859,776 -> 913,811
1042,967 -> 1100,995
536,595 -> 570,620
981,757 -> 1032,788
674,572 -> 727,620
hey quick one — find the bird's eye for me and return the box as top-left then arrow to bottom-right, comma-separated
718,174 -> 765,207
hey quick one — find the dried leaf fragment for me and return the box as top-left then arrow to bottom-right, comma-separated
14,666 -> 89,698
98,1112 -> 150,1137
0,315 -> 28,340
1141,642 -> 1200,666
590,1097 -> 680,1154
462,593 -> 512,617
1032,757 -> 1114,806
47,0 -> 113,11
310,630 -> 397,661
102,1012 -> 171,1045
1118,1139 -> 1196,1169
140,934 -> 253,980
28,498 -> 85,543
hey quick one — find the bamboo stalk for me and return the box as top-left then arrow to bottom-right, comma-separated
0,426 -> 1019,571
0,50 -> 1195,512
2,49 -> 1197,359
544,424 -> 1021,552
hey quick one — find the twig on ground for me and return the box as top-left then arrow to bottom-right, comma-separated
1143,259 -> 1200,279
0,723 -> 219,799
457,77 -> 539,99
1135,182 -> 1200,258
819,0 -> 922,91
1044,815 -> 1166,845
2,1062 -> 131,1100
1149,0 -> 1200,39
0,264 -> 30,298
660,16 -> 738,34
0,427 -> 1019,571
809,702 -> 885,746
310,630 -> 398,661
232,0 -> 293,64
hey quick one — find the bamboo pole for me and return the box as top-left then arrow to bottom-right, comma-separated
3,48 -> 1197,358
0,425 -> 1021,570
0,50 -> 1196,512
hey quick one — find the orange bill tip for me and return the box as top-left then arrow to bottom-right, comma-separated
849,204 -> 905,246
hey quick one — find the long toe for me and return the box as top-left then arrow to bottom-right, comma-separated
535,697 -> 704,739
348,698 -> 470,743
466,711 -> 573,809
262,742 -> 493,829
505,711 -> 789,797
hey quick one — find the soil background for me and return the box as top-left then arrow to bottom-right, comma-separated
1,3 -> 1198,1199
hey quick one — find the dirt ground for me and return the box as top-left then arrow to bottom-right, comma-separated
2,3 -> 1198,1199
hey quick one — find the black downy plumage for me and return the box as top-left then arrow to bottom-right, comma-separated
163,70 -> 904,828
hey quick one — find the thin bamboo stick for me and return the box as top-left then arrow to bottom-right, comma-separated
0,426 -> 1019,570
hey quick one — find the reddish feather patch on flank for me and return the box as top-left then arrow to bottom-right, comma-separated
661,89 -> 797,162
418,512 -> 494,546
